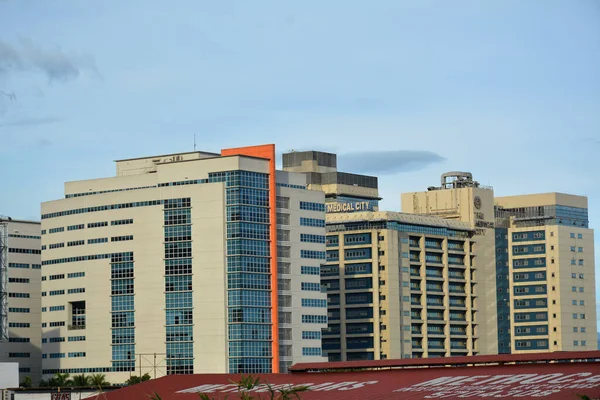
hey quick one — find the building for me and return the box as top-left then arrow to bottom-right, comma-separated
40,144 -> 327,383
283,152 -> 478,361
0,218 -> 42,384
282,150 -> 380,213
495,193 -> 596,353
401,172 -> 498,355
94,351 -> 600,400
324,211 -> 477,361
402,173 -> 596,354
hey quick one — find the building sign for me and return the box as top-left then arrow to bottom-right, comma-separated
326,201 -> 372,213
394,373 -> 600,398
51,393 -> 71,400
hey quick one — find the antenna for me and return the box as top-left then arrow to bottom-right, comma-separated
193,134 -> 197,151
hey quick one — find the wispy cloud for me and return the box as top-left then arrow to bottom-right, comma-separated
0,116 -> 61,128
338,150 -> 445,174
0,37 -> 99,83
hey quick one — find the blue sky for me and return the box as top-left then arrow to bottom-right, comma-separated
1,1 -> 599,327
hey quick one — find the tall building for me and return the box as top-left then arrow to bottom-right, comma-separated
401,172 -> 498,355
283,152 -> 479,361
324,212 -> 477,361
0,218 -> 42,383
495,193 -> 596,353
282,150 -> 380,213
40,144 -> 326,383
402,173 -> 597,354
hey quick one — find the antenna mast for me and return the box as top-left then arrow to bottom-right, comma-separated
194,134 -> 196,151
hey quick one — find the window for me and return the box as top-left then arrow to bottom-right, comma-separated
300,217 -> 325,228
300,250 -> 326,259
88,221 -> 108,228
111,219 -> 133,226
573,313 -> 578,319
580,300 -> 585,306
573,327 -> 578,332
301,282 -> 321,292
68,272 -> 85,279
301,266 -> 320,275
68,288 -> 86,294
302,347 -> 322,356
578,259 -> 584,266
572,273 -> 577,279
9,353 -> 30,358
572,286 -> 577,292
300,201 -> 325,212
8,278 -> 30,283
67,240 -> 85,247
579,287 -> 584,292
67,224 -> 85,231
570,233 -> 575,238
578,247 -> 583,252
570,246 -> 576,252
578,233 -> 583,239
301,298 -> 327,308
88,237 -> 108,244
111,235 -> 133,242
302,315 -> 327,324
580,314 -> 585,319
9,292 -> 30,298
49,227 -> 65,234
8,263 -> 29,269
302,331 -> 321,340
49,242 -> 65,249
574,341 -> 579,346
579,274 -> 584,279
300,233 -> 326,244
582,341 -> 587,346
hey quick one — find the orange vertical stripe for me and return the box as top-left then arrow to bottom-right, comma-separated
221,144 -> 280,373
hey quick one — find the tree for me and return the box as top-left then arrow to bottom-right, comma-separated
49,373 -> 72,387
90,373 -> 111,388
72,374 -> 91,387
20,376 -> 32,388
127,373 -> 152,386
39,379 -> 49,387
197,376 -> 309,400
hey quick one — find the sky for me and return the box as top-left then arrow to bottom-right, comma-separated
1,1 -> 599,327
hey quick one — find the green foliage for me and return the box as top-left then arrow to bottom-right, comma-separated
38,379 -> 49,387
48,372 -> 72,387
72,374 -> 91,387
90,373 -> 111,388
126,373 -> 152,386
19,376 -> 33,388
197,375 -> 309,400
147,392 -> 163,400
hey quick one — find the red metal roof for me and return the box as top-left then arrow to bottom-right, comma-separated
103,353 -> 600,400
290,350 -> 600,372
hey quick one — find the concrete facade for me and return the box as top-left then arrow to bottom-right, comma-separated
40,145 -> 326,383
323,211 -> 478,360
401,173 -> 498,355
0,219 -> 42,384
402,174 -> 596,355
495,193 -> 596,353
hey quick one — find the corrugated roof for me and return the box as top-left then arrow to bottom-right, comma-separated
103,353 -> 600,400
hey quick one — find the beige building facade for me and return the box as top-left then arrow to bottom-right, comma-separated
40,145 -> 326,383
323,211 -> 478,361
495,193 -> 596,353
0,218 -> 42,384
402,172 -> 498,355
402,173 -> 596,355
